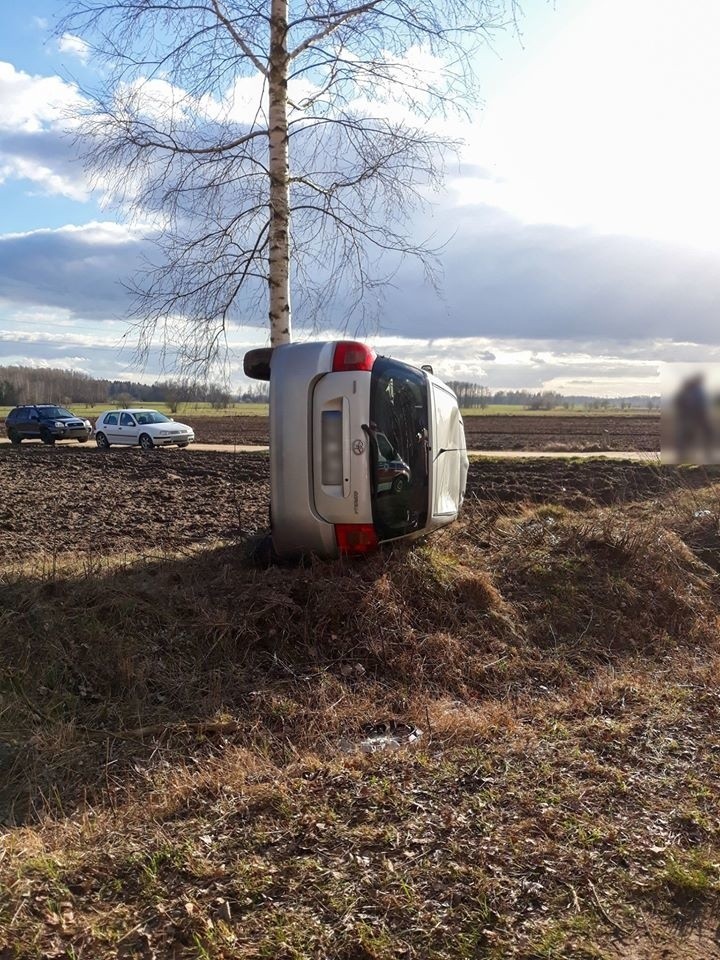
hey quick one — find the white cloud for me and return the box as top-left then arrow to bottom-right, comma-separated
57,34 -> 91,65
0,129 -> 89,200
0,61 -> 82,133
0,62 -> 90,199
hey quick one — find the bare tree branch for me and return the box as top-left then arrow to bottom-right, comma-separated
210,0 -> 270,76
288,0 -> 383,61
58,0 -> 519,370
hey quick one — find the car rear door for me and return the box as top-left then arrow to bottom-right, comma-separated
101,412 -> 121,443
25,408 -> 42,439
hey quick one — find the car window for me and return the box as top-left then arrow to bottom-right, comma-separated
120,413 -> 136,427
28,410 -> 40,421
369,357 -> 429,541
104,412 -> 119,426
38,406 -> 73,419
6,410 -> 18,421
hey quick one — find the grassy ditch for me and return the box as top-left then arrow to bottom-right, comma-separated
2,466 -> 720,957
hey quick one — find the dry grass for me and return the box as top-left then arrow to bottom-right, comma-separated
2,466 -> 720,957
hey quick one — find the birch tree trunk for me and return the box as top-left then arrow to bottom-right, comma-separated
268,0 -> 292,346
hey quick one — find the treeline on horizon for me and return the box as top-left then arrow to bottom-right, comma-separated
445,381 -> 659,410
0,365 -> 659,411
0,366 -> 268,409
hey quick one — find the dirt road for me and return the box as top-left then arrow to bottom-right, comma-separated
0,413 -> 662,450
0,438 -> 657,459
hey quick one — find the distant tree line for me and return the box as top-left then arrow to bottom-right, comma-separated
447,384 -> 567,410
446,383 -> 659,411
0,366 -> 269,409
0,367 -> 107,407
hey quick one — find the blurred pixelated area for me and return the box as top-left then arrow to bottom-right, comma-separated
662,363 -> 720,463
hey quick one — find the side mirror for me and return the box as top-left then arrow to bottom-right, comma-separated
244,348 -> 273,381
421,364 -> 434,375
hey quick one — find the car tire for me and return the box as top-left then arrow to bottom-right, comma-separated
7,430 -> 21,446
95,432 -> 110,449
391,476 -> 408,494
177,442 -> 189,448
40,429 -> 56,446
77,437 -> 88,444
139,433 -> 154,450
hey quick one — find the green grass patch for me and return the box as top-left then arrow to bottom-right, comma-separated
0,401 -> 268,419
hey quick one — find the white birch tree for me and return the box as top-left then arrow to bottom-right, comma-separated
59,0 -> 517,367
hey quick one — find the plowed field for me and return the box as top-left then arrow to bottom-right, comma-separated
0,448 -> 270,563
2,446 -> 714,565
179,413 -> 661,450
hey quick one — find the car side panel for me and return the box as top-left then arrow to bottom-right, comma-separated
4,410 -> 20,438
269,342 -> 338,559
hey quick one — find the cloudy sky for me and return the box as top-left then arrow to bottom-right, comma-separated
2,0 -> 720,394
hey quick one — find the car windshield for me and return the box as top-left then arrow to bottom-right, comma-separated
368,357 -> 429,541
133,411 -> 171,425
39,406 -> 74,419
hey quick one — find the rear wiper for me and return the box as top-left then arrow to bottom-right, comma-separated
433,447 -> 463,463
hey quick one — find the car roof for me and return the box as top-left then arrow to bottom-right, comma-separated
104,408 -> 158,414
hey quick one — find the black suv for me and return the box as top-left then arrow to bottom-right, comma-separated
4,405 -> 92,445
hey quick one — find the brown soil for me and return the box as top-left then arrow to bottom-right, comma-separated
179,415 -> 270,445
2,449 -> 715,564
465,458 -> 720,506
0,448 -> 269,563
463,413 -> 660,451
179,413 -> 661,450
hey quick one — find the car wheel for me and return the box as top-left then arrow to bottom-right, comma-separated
40,429 -> 56,446
177,442 -> 189,448
95,432 -> 111,449
7,430 -> 21,446
77,437 -> 88,444
391,475 -> 408,494
139,433 -> 155,450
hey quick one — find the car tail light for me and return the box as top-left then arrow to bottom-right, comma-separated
335,523 -> 379,555
332,341 -> 376,372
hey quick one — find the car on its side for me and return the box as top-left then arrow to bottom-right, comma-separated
93,409 -> 195,449
244,340 -> 469,559
4,405 -> 93,445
